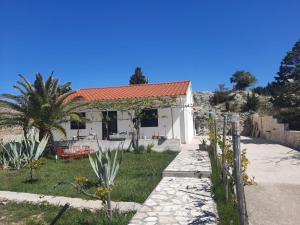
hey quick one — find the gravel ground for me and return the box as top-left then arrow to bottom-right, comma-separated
241,136 -> 300,225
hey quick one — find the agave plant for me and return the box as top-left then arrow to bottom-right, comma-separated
88,147 -> 123,219
89,149 -> 122,187
23,131 -> 49,160
1,142 -> 26,170
0,131 -> 48,179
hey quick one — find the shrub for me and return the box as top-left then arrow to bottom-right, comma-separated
134,145 -> 145,154
252,86 -> 271,96
146,144 -> 154,153
242,93 -> 260,112
211,84 -> 234,105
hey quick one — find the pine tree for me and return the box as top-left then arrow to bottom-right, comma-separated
230,71 -> 257,90
129,67 -> 148,85
271,39 -> 300,108
275,39 -> 300,84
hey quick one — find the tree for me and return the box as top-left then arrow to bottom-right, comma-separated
129,67 -> 148,85
275,39 -> 300,85
270,39 -> 300,108
242,92 -> 260,112
230,71 -> 257,90
0,73 -> 87,153
211,83 -> 233,105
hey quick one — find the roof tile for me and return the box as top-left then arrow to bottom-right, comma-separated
71,80 -> 190,101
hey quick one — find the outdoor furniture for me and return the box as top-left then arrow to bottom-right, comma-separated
56,145 -> 94,159
109,132 -> 127,141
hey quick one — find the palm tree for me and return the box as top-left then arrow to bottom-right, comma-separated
0,73 -> 87,152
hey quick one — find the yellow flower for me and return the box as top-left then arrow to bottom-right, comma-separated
95,187 -> 112,197
75,176 -> 89,184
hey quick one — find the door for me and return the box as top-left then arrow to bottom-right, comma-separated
102,111 -> 118,140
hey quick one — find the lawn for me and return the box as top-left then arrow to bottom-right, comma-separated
0,201 -> 134,225
0,150 -> 177,203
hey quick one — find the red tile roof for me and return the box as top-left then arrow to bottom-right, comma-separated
71,80 -> 190,101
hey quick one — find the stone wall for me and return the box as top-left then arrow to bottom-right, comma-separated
251,114 -> 300,150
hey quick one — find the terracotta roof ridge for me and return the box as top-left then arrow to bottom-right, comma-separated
78,80 -> 190,91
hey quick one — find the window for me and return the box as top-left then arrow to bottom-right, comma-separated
70,112 -> 86,130
141,109 -> 158,127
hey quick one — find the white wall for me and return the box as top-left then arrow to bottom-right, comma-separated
179,82 -> 194,143
53,107 -> 184,141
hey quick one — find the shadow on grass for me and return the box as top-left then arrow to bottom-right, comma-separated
23,179 -> 39,184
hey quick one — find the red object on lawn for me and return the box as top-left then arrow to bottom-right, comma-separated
56,146 -> 94,159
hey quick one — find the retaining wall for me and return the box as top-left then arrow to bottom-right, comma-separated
252,114 -> 300,150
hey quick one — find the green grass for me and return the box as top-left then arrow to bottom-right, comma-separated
0,150 -> 177,203
209,149 -> 239,225
0,201 -> 134,225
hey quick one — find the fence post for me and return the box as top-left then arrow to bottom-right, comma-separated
222,113 -> 228,201
214,117 -> 218,162
232,113 -> 248,225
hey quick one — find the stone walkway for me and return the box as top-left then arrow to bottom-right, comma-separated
0,191 -> 141,212
241,137 -> 300,225
129,137 -> 218,225
163,141 -> 211,178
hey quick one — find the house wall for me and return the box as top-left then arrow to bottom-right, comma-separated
251,113 -> 300,150
53,107 -> 185,142
53,82 -> 195,144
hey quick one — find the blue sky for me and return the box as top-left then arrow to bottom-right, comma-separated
0,0 -> 300,93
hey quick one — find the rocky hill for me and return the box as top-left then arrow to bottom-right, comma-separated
193,91 -> 258,135
0,107 -> 23,143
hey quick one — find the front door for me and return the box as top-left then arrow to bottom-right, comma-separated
102,111 -> 118,140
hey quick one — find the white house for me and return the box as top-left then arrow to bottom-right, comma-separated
54,80 -> 194,144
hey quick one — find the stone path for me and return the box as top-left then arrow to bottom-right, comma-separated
241,137 -> 300,225
163,142 -> 211,178
0,191 -> 141,212
129,137 -> 218,225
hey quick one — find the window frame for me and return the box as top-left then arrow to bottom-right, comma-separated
70,112 -> 86,130
140,109 -> 158,127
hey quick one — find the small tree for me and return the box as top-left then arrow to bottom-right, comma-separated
242,93 -> 260,112
211,83 -> 233,105
230,71 -> 257,90
129,67 -> 148,85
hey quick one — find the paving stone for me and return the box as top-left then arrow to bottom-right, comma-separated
129,137 -> 218,225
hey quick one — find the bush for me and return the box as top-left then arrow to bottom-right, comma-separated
210,84 -> 233,105
146,144 -> 154,153
242,93 -> 260,112
276,108 -> 300,131
252,86 -> 271,96
134,145 -> 145,154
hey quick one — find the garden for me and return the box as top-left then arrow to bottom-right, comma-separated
0,74 -> 178,224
